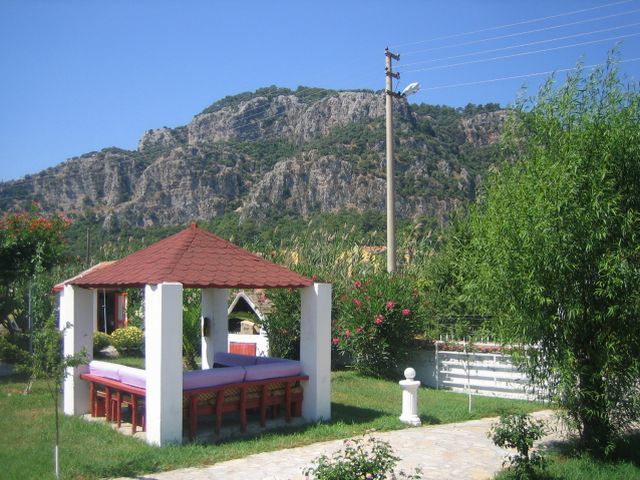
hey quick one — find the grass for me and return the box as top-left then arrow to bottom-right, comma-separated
1,369 -> 546,480
494,431 -> 640,480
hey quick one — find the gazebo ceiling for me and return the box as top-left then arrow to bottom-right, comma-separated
68,224 -> 313,289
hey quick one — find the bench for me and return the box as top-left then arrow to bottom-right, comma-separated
80,353 -> 308,440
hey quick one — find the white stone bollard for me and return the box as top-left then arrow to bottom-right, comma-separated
399,367 -> 422,426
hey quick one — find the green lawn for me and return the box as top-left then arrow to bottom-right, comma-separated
496,433 -> 640,480
1,370 -> 546,480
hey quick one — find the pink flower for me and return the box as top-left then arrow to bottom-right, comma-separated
402,308 -> 411,316
354,280 -> 363,289
374,314 -> 384,325
353,298 -> 362,309
332,337 -> 340,346
345,329 -> 352,338
355,326 -> 363,334
386,300 -> 396,310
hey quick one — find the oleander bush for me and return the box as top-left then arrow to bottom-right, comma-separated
333,273 -> 425,378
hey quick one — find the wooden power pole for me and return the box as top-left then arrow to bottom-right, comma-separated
385,47 -> 400,273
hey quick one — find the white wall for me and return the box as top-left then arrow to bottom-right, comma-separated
228,330 -> 269,357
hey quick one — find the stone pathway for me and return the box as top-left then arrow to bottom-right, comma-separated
114,410 -> 565,480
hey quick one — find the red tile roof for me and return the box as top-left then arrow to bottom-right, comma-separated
52,261 -> 117,292
68,224 -> 314,289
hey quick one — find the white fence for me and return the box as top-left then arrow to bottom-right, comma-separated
409,345 -> 547,401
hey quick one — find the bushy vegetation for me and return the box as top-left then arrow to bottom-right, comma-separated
92,332 -> 111,356
462,59 -> 640,456
109,326 -> 144,356
0,207 -> 71,362
490,414 -> 547,480
303,434 -> 422,480
333,274 -> 425,377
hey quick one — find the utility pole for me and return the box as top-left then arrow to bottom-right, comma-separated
85,227 -> 90,269
385,47 -> 401,273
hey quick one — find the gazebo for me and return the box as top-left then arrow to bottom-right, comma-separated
58,224 -> 331,446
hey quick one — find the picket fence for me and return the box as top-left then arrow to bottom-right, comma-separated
409,344 -> 548,401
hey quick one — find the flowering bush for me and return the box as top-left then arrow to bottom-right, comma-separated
334,273 -> 424,377
303,433 -> 421,480
110,326 -> 144,356
93,331 -> 111,356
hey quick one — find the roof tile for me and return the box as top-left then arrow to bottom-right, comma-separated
68,224 -> 313,289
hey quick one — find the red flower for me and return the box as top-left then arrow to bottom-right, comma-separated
374,314 -> 384,325
355,326 -> 363,334
402,309 -> 411,316
354,280 -> 363,289
345,329 -> 352,338
386,301 -> 396,310
332,337 -> 340,346
352,298 -> 362,309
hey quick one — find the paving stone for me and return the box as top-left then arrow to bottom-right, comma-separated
112,410 -> 564,480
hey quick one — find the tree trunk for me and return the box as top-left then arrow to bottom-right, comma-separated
577,364 -> 611,456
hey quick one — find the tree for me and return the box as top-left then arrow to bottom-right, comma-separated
0,208 -> 69,348
465,58 -> 640,455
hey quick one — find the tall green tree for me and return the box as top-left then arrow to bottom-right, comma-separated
466,59 -> 640,455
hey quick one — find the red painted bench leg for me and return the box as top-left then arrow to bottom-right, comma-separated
260,384 -> 269,427
285,382 -> 292,423
189,394 -> 198,440
215,390 -> 224,435
240,387 -> 248,433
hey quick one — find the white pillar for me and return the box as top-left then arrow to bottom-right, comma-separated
201,288 -> 229,369
60,285 -> 96,416
300,283 -> 332,421
145,282 -> 183,446
399,367 -> 421,426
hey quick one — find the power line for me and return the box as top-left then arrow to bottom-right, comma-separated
403,8 -> 640,56
392,0 -> 634,49
420,57 -> 640,91
403,32 -> 640,73
402,21 -> 640,68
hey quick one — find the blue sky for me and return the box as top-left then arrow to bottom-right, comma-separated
1,0 -> 638,181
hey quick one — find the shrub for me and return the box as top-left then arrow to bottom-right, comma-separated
110,326 -> 144,356
490,414 -> 547,480
92,331 -> 111,356
303,433 -> 421,480
333,273 -> 424,377
182,289 -> 201,370
262,287 -> 301,360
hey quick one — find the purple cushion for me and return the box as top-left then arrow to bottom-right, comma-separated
117,365 -> 146,389
183,366 -> 246,390
214,352 -> 258,367
243,361 -> 302,381
256,356 -> 292,365
89,360 -> 120,380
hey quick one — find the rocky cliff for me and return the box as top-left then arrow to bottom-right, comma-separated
0,86 -> 506,230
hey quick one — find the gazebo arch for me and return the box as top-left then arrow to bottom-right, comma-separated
58,224 -> 331,446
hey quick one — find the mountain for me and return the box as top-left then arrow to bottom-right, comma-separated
0,86 -> 506,231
